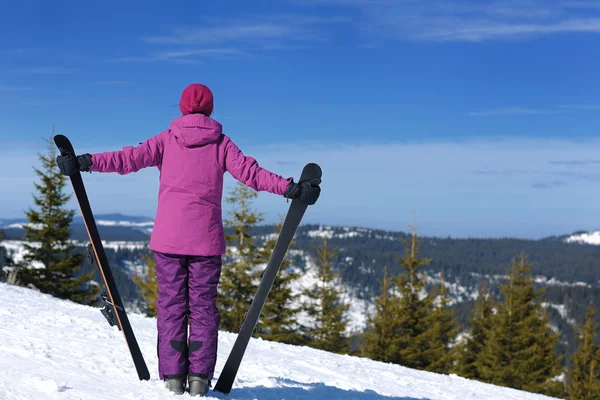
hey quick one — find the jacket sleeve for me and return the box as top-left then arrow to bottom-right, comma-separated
90,132 -> 165,175
224,137 -> 293,195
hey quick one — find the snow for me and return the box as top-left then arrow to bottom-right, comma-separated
306,226 -> 362,239
2,239 -> 148,256
533,276 -> 590,289
96,220 -> 154,234
542,302 -> 577,326
0,283 -> 559,400
290,254 -> 374,335
565,231 -> 600,245
1,217 -> 154,235
470,272 -> 591,289
1,240 -> 45,269
3,222 -> 44,230
96,241 -> 149,251
304,226 -> 399,242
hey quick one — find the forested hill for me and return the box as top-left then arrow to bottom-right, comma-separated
3,216 -> 600,358
3,216 -> 600,288
287,225 -> 600,289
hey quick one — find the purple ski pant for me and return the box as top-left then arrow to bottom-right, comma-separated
154,251 -> 222,380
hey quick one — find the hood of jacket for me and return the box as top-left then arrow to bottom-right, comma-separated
169,114 -> 223,147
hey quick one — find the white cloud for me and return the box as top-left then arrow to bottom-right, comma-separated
296,0 -> 600,42
143,15 -> 350,46
120,14 -> 351,64
114,48 -> 248,64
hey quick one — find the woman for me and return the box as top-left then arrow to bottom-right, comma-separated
57,83 -> 321,396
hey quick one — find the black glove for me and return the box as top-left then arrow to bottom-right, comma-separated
56,153 -> 92,176
284,177 -> 321,205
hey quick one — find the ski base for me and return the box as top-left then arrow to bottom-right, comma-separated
54,134 -> 150,381
214,163 -> 322,394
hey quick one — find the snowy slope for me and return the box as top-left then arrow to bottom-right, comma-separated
0,283 -> 559,400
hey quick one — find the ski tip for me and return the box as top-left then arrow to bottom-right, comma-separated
53,134 -> 74,156
300,163 -> 322,182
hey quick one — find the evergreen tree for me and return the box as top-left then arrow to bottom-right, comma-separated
0,231 -> 19,285
360,266 -> 401,362
423,271 -> 459,374
256,219 -> 303,344
567,307 -> 600,400
393,226 -> 436,370
453,283 -> 495,380
19,137 -> 98,304
134,253 -> 158,317
303,238 -> 349,353
478,252 -> 563,397
0,230 -> 6,281
218,183 -> 262,332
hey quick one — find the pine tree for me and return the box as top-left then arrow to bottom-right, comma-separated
0,230 -> 6,281
0,231 -> 19,285
453,283 -> 495,380
303,238 -> 349,354
567,307 -> 600,400
393,226 -> 436,370
478,252 -> 563,396
256,219 -> 303,344
134,253 -> 158,317
360,266 -> 401,362
423,270 -> 459,374
18,137 -> 98,304
218,183 -> 263,333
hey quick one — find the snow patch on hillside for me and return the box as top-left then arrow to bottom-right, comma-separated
307,227 -> 361,239
542,303 -> 577,326
290,253 -> 374,335
0,283 -> 559,400
565,231 -> 600,245
425,273 -> 480,305
4,222 -> 44,230
96,219 -> 154,234
470,272 -> 591,289
1,240 -> 44,269
96,241 -> 149,251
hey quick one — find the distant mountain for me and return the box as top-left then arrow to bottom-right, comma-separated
0,213 -> 153,241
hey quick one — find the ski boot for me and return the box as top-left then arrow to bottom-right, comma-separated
164,376 -> 186,395
188,374 -> 210,397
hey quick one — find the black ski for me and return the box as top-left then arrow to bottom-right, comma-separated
53,134 -> 151,381
214,162 -> 322,394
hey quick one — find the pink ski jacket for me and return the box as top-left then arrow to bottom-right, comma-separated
90,114 -> 292,256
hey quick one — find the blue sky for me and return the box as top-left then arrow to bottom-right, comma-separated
2,0 -> 600,238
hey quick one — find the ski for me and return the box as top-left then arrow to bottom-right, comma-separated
214,162 -> 322,394
53,134 -> 151,381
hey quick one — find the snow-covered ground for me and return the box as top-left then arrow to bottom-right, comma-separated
0,283 -> 559,400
